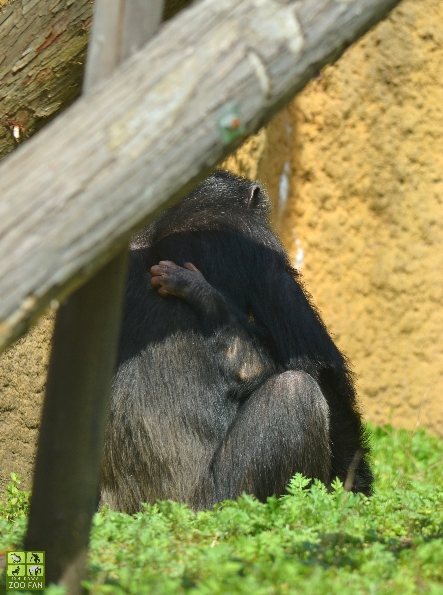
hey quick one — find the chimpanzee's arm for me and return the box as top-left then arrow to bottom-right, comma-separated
250,259 -> 344,372
150,260 -> 239,323
150,260 -> 273,386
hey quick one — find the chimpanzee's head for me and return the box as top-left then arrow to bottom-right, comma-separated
150,170 -> 272,239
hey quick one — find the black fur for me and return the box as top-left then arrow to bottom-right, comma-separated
100,170 -> 373,513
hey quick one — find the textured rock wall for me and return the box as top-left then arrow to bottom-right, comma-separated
1,0 -> 442,494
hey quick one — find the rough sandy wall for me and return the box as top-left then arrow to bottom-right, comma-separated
1,0 -> 442,494
0,314 -> 53,494
278,0 -> 443,436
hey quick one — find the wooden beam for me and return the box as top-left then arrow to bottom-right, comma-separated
23,1 -> 164,592
0,0 -> 403,354
83,0 -> 165,90
23,251 -> 129,591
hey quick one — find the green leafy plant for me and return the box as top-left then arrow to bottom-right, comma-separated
0,426 -> 442,594
0,473 -> 30,522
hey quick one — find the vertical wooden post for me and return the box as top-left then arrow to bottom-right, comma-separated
24,254 -> 128,589
83,0 -> 164,91
24,1 -> 165,593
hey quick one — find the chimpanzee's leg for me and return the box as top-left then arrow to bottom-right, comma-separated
150,263 -> 330,507
192,370 -> 331,509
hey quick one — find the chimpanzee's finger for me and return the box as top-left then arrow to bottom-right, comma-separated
183,262 -> 200,272
150,275 -> 164,287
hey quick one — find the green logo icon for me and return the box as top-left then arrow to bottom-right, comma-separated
6,551 -> 45,591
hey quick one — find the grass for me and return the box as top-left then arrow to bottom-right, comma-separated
0,425 -> 442,594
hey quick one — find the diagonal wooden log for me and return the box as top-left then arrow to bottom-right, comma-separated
0,0 -> 402,355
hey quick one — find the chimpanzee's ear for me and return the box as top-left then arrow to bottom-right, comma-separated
247,184 -> 261,208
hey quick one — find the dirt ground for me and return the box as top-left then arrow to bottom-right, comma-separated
1,0 -> 442,495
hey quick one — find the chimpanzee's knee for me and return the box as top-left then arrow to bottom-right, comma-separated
255,370 -> 332,489
204,370 -> 332,506
262,370 -> 330,433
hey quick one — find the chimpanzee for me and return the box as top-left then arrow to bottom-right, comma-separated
99,170 -> 372,513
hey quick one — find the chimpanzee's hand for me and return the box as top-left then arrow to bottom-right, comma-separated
150,261 -> 206,298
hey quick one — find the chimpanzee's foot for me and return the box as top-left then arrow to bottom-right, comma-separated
150,260 -> 205,298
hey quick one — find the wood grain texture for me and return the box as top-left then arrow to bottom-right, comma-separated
0,0 -> 92,159
0,0 -> 193,160
0,0 -> 402,353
